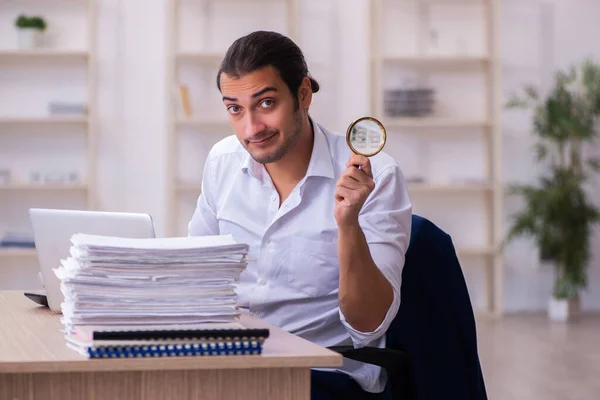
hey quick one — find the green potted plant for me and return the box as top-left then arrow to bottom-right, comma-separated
14,14 -> 47,49
505,58 -> 600,322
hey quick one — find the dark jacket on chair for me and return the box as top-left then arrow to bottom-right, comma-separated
330,215 -> 488,399
385,214 -> 488,399
331,215 -> 487,400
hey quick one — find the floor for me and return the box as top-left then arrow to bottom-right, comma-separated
476,313 -> 600,400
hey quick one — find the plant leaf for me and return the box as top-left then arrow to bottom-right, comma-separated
505,95 -> 528,109
588,157 -> 600,172
524,84 -> 539,101
534,142 -> 548,162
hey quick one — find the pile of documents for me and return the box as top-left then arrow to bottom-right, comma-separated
54,233 -> 249,333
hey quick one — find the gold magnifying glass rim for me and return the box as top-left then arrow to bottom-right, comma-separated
346,116 -> 387,157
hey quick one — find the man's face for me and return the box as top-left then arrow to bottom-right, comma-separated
220,66 -> 305,164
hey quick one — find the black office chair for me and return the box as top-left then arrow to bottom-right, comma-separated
330,214 -> 487,400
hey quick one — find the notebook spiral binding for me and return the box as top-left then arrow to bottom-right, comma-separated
87,339 -> 264,358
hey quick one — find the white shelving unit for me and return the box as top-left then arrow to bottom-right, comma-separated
369,0 -> 503,316
165,0 -> 300,237
0,1 -> 98,269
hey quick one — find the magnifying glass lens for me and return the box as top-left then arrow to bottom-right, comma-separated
346,117 -> 386,157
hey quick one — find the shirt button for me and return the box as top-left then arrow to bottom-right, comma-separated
257,278 -> 266,286
265,239 -> 271,245
271,195 -> 276,202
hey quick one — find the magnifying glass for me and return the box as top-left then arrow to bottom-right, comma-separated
346,116 -> 387,157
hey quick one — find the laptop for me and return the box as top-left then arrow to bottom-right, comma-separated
28,208 -> 156,313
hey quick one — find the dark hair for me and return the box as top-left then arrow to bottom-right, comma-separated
216,31 -> 319,107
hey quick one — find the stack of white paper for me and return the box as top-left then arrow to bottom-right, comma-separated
54,233 -> 249,333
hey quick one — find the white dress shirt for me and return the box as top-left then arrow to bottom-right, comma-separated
188,120 -> 412,393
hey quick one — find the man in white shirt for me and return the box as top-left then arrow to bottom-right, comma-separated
188,30 -> 412,399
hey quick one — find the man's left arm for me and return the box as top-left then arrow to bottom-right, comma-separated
334,154 -> 412,345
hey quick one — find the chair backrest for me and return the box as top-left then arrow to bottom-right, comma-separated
385,214 -> 488,400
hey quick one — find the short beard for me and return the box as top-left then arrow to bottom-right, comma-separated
247,110 -> 303,164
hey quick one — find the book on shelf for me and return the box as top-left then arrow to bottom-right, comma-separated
0,231 -> 35,249
47,101 -> 88,116
176,84 -> 193,118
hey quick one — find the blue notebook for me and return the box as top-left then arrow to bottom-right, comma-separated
86,339 -> 264,358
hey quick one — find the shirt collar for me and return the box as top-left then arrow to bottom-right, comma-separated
240,119 -> 335,180
240,148 -> 258,178
305,120 -> 335,179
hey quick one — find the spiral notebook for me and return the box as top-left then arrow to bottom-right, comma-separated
66,322 -> 270,358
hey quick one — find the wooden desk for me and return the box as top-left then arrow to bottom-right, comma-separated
0,291 -> 343,400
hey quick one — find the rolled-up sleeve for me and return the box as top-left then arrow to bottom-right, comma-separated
188,157 -> 219,237
339,164 -> 412,347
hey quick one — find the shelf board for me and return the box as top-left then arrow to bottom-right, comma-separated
0,116 -> 88,126
0,50 -> 88,63
381,55 -> 489,66
383,118 -> 490,129
176,182 -> 493,198
0,183 -> 88,191
457,247 -> 495,258
0,248 -> 37,258
177,183 -> 493,194
407,183 -> 493,193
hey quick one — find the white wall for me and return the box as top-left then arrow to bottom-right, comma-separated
1,0 -> 599,312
